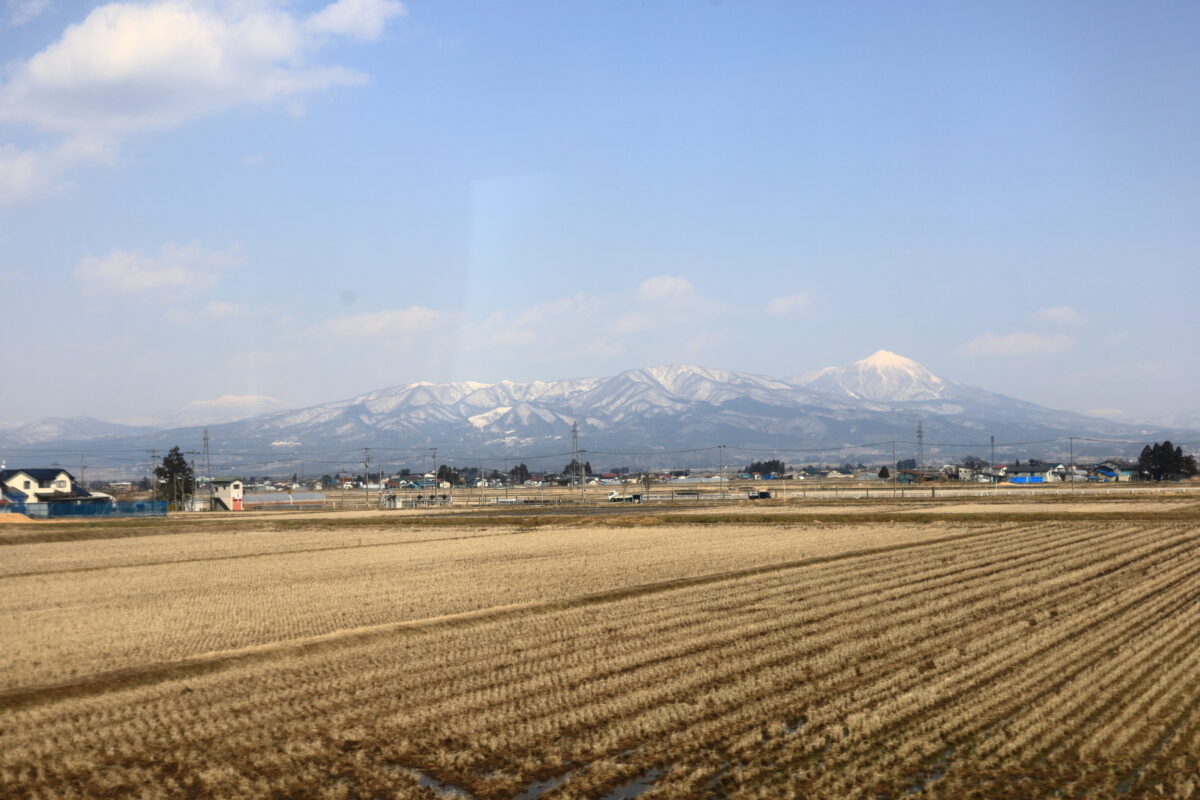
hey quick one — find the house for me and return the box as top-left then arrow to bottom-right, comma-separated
1006,464 -> 1064,484
0,468 -> 105,505
1087,460 -> 1139,482
211,477 -> 244,511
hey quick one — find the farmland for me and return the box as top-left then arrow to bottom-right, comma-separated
2,496 -> 1198,798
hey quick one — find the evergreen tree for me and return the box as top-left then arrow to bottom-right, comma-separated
1139,441 -> 1197,480
154,446 -> 195,506
746,459 -> 786,475
436,464 -> 461,485
563,459 -> 592,479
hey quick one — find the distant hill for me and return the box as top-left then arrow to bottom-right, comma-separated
3,352 -> 1193,475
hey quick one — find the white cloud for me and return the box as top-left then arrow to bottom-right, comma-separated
76,242 -> 244,296
181,393 -> 288,412
482,293 -> 607,346
1031,305 -> 1087,325
766,292 -> 814,318
323,306 -> 449,338
614,274 -> 722,335
0,136 -> 115,206
7,0 -> 50,27
307,0 -> 406,41
635,275 -> 696,304
0,1 -> 370,134
0,0 -> 403,202
1066,361 -> 1173,382
957,332 -> 1075,357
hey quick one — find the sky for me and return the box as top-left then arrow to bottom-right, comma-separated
2,0 -> 1198,426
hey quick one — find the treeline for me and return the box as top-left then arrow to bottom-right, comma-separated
1139,441 -> 1198,481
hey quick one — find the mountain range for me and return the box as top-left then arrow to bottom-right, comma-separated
2,352 -> 1191,474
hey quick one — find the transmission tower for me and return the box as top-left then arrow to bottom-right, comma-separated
916,422 -> 925,471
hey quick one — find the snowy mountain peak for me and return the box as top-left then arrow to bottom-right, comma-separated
797,351 -> 949,402
858,350 -> 919,369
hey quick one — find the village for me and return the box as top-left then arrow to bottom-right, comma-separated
1,443 -> 1191,519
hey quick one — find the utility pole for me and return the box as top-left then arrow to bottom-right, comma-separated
79,452 -> 86,489
378,456 -> 385,508
362,447 -> 370,507
990,435 -> 996,485
430,447 -> 438,506
892,440 -> 897,498
571,420 -> 585,503
183,449 -> 201,510
203,427 -> 213,510
149,449 -> 158,500
1069,436 -> 1076,488
719,444 -> 726,502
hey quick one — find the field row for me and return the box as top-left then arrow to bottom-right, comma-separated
0,521 -> 981,689
4,520 -> 1196,798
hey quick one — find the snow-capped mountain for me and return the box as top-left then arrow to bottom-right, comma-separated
3,354 -> 1190,472
794,350 -> 951,402
0,416 -> 159,446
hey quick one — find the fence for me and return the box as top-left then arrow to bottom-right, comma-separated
14,500 -> 169,518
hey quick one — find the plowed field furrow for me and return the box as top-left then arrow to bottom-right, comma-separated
1008,598 -> 1200,764
393,525 -> 1190,786
386,523 -> 1139,746
729,533 -> 1200,793
3,516 -> 1198,800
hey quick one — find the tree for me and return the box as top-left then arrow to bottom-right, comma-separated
562,459 -> 592,480
878,466 -> 890,480
746,459 -> 786,476
436,464 -> 461,486
509,463 -> 530,483
962,455 -> 988,471
896,458 -> 917,470
154,446 -> 194,506
1139,441 -> 1197,481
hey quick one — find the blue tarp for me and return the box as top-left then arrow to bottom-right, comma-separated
14,500 -> 168,518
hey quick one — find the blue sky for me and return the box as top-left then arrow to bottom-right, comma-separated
2,0 -> 1197,424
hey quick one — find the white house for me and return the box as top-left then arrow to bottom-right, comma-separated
0,468 -> 102,503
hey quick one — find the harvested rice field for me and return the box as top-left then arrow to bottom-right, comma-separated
2,497 -> 1198,799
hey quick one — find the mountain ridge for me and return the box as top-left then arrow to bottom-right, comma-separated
2,354 -> 1193,471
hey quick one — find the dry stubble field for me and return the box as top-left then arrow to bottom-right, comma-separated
1,496 -> 1198,799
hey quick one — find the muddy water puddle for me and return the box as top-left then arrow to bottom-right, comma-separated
599,767 -> 663,800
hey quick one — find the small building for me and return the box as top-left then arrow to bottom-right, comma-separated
211,477 -> 244,511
